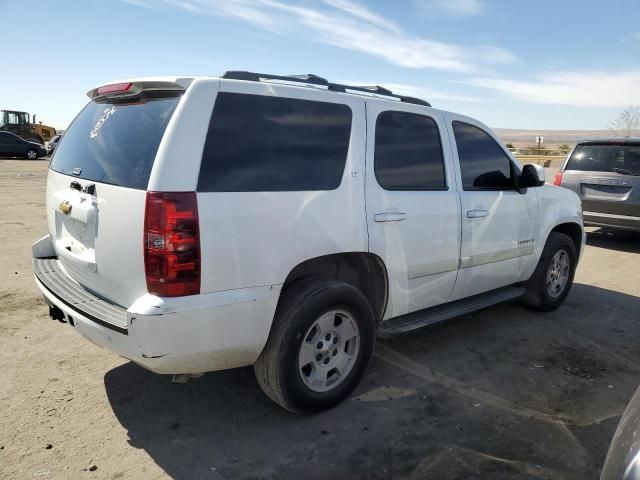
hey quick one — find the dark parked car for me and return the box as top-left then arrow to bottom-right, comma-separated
601,385 -> 640,479
555,138 -> 640,232
0,131 -> 47,159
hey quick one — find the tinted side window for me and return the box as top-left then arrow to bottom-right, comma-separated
453,121 -> 514,190
197,93 -> 352,192
374,111 -> 446,190
3,133 -> 18,145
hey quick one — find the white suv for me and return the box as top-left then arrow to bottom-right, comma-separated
32,71 -> 584,413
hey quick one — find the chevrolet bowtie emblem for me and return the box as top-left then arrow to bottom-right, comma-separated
59,200 -> 72,215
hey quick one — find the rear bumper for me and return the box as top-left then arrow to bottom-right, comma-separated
583,211 -> 640,232
33,241 -> 281,374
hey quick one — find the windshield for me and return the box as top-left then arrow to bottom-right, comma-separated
566,143 -> 640,175
50,95 -> 181,189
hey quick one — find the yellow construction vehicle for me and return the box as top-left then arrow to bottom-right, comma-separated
0,110 -> 56,144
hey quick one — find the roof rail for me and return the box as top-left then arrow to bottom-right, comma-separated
222,71 -> 329,86
221,71 -> 431,107
350,85 -> 393,95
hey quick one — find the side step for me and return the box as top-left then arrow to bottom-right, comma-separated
377,285 -> 526,338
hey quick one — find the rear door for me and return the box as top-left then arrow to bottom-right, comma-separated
0,132 -> 9,154
46,85 -> 185,307
561,142 -> 640,217
0,132 -> 22,154
445,114 -> 539,300
366,104 -> 461,319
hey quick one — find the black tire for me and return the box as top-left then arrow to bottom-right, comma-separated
521,232 -> 577,311
24,149 -> 39,160
254,278 -> 376,414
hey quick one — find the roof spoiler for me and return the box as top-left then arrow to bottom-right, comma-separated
87,81 -> 186,100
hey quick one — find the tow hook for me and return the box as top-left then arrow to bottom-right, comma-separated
49,305 -> 66,323
171,373 -> 204,384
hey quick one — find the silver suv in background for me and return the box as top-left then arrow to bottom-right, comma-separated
554,138 -> 640,232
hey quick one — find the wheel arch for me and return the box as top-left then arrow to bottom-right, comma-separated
280,252 -> 389,323
548,222 -> 583,257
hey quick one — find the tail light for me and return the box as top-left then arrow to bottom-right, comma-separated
144,192 -> 200,297
553,172 -> 564,186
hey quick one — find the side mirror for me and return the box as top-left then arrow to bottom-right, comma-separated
520,164 -> 546,189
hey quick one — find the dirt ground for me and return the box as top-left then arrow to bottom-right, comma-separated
1,159 -> 639,479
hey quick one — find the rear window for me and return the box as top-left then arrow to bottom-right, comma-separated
567,144 -> 640,175
50,95 -> 181,189
197,93 -> 352,192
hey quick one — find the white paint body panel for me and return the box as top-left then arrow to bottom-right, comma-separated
365,103 -> 461,319
148,78 -> 221,192
37,75 -> 584,375
196,79 -> 368,293
35,272 -> 281,374
443,112 -> 540,301
46,170 -> 148,307
535,184 -> 585,261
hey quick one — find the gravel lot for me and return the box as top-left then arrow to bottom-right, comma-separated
1,158 -> 639,479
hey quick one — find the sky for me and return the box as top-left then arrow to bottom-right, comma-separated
1,0 -> 640,130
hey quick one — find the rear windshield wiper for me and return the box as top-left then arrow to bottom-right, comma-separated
612,167 -> 640,176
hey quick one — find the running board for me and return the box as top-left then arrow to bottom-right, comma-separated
377,285 -> 526,338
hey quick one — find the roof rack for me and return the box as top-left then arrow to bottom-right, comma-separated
221,71 -> 431,107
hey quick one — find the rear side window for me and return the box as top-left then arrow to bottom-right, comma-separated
374,111 -> 446,190
0,132 -> 18,145
566,143 -> 640,175
197,93 -> 352,192
453,121 -> 514,190
50,96 -> 180,189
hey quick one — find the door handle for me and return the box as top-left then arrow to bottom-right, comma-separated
467,209 -> 489,218
374,211 -> 407,222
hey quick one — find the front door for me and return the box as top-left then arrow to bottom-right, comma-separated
444,114 -> 539,301
366,104 -> 461,320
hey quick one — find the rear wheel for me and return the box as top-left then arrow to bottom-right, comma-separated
24,149 -> 38,160
522,232 -> 577,311
254,279 -> 375,413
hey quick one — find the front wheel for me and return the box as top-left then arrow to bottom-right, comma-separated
254,279 -> 375,414
522,232 -> 577,311
24,149 -> 38,160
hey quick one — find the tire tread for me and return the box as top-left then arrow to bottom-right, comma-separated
522,232 -> 577,311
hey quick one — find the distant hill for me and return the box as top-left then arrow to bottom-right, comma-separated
493,128 -> 639,145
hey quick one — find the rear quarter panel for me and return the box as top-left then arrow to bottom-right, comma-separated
159,80 -> 369,293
